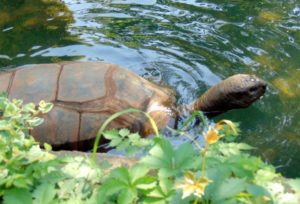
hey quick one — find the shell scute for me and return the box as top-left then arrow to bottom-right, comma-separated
32,106 -> 80,149
9,64 -> 60,104
113,66 -> 163,110
79,112 -> 126,149
58,62 -> 109,103
0,72 -> 12,93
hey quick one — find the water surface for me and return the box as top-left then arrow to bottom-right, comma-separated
0,0 -> 299,177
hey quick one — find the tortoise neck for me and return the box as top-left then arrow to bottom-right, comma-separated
175,104 -> 194,118
184,78 -> 235,117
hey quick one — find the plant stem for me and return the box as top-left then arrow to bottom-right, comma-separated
201,143 -> 208,177
166,126 -> 202,151
193,197 -> 199,204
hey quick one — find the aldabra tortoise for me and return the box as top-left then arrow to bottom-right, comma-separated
0,61 -> 266,150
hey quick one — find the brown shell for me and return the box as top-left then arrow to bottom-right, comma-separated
0,62 -> 175,150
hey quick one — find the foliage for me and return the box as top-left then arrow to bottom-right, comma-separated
0,95 -> 300,204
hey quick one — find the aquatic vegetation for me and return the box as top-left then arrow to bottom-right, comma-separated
257,11 -> 282,22
0,12 -> 10,27
0,0 -> 78,67
253,55 -> 281,71
272,70 -> 300,99
272,78 -> 296,98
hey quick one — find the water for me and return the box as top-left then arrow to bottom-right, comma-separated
0,0 -> 299,177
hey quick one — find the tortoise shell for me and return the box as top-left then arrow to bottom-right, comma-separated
0,62 -> 176,150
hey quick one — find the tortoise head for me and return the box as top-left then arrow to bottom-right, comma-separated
190,74 -> 267,116
218,74 -> 267,108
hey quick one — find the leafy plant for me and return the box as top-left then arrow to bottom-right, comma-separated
103,128 -> 152,155
0,94 -> 54,193
0,95 -> 300,204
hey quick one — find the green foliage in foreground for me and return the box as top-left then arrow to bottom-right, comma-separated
0,94 -> 300,204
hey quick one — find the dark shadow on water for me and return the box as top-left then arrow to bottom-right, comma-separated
0,0 -> 84,68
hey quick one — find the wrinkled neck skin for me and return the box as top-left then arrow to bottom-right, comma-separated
185,84 -> 232,118
174,85 -> 231,119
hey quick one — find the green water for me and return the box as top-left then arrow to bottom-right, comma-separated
0,0 -> 299,177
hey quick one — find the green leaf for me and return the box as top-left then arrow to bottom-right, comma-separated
133,137 -> 151,147
213,178 -> 247,202
204,164 -> 231,199
104,130 -> 150,155
130,164 -> 150,183
145,178 -> 175,203
38,101 -> 53,114
25,145 -> 46,163
116,140 -> 130,150
23,103 -> 37,114
128,133 -> 140,141
135,176 -> 157,190
101,178 -> 125,196
158,178 -> 174,197
217,142 -> 254,157
110,167 -> 130,185
158,168 -> 177,178
141,138 -> 196,177
174,143 -> 197,169
246,184 -> 270,200
12,177 -> 31,189
108,137 -> 123,147
254,166 -> 279,185
102,165 -> 156,202
118,189 -> 137,204
119,128 -> 130,137
27,117 -> 44,127
3,188 -> 33,204
43,143 -> 52,151
224,155 -> 264,179
228,163 -> 253,179
103,129 -> 119,140
141,139 -> 174,169
170,191 -> 192,204
4,102 -> 19,117
13,99 -> 23,107
0,120 -> 11,130
32,183 -> 56,204
287,179 -> 300,194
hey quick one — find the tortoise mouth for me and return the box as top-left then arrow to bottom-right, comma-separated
238,79 -> 267,107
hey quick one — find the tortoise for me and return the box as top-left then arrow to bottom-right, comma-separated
0,61 -> 266,150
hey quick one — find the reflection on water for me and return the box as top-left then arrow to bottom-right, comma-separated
0,0 -> 299,177
0,0 -> 82,67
